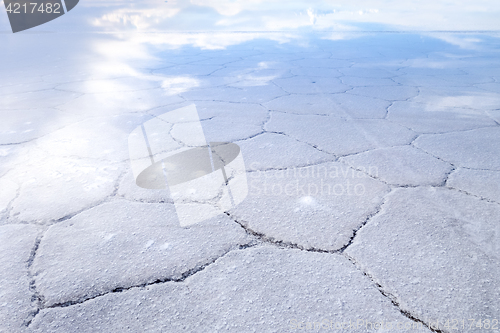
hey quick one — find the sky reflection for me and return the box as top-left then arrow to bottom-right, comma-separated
2,0 -> 500,34
1,0 -> 500,51
89,0 -> 500,32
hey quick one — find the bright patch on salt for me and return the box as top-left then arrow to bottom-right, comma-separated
299,196 -> 316,205
104,234 -> 115,241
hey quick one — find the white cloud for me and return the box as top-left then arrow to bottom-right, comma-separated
189,0 -> 274,16
93,7 -> 180,30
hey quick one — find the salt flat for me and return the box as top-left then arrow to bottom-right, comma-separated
1,7 -> 500,333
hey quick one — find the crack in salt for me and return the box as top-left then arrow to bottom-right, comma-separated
343,253 -> 445,333
24,230 -> 47,327
224,211 -> 337,254
29,243 -> 252,314
338,189 -> 391,253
